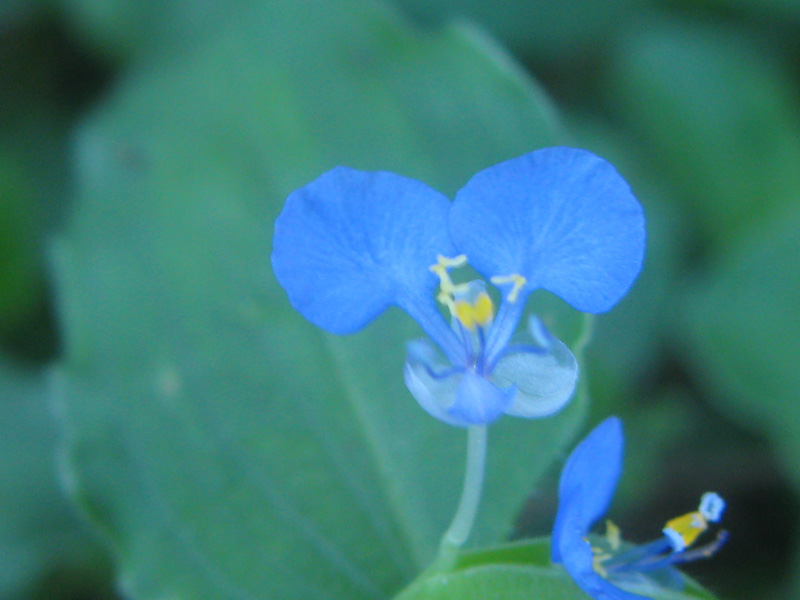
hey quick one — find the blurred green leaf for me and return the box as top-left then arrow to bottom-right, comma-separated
393,0 -> 649,59
791,555 -> 800,600
0,14 -> 98,360
682,206 -> 800,488
0,155 -> 43,329
0,359 -> 111,600
58,0 -> 253,61
684,0 -> 800,22
50,1 -> 594,599
0,0 -> 35,26
608,18 -> 800,251
0,18 -> 77,209
58,0 -> 652,63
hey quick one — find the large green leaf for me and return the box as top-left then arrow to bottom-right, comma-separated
50,2 -> 592,600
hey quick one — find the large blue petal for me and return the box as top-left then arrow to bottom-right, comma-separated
272,166 -> 456,334
552,417 -> 624,562
450,147 -> 645,313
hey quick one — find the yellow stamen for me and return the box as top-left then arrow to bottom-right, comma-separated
663,511 -> 708,552
591,546 -> 611,577
431,256 -> 468,294
430,255 -> 467,293
431,255 -> 468,317
586,522 -> 622,578
490,273 -> 527,302
430,255 -> 496,330
604,520 -> 621,551
431,254 -> 468,271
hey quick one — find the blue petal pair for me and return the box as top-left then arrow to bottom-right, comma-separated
553,417 -> 727,599
271,147 -> 645,426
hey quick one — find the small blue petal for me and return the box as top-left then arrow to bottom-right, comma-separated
450,147 -> 645,313
553,417 -> 624,561
449,371 -> 515,425
272,166 -> 455,334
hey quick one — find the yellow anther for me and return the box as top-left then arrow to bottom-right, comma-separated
472,291 -> 494,326
663,511 -> 708,552
604,520 -> 621,551
453,291 -> 494,331
432,254 -> 468,270
490,273 -> 527,303
454,301 -> 477,330
591,547 -> 611,577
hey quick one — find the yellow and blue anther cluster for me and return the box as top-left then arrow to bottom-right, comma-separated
662,492 -> 726,552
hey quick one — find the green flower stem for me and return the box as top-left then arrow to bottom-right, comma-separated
435,425 -> 488,568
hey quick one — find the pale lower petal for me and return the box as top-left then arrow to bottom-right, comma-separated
492,331 -> 578,418
403,341 -> 466,427
404,339 -> 514,427
448,371 -> 515,425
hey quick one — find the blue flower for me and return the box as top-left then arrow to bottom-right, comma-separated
552,417 -> 728,600
271,147 -> 645,426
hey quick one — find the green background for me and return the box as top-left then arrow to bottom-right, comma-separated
1,0 -> 798,599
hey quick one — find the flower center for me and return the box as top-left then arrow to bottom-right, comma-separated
429,255 -> 535,376
430,255 -> 494,331
430,255 -> 528,328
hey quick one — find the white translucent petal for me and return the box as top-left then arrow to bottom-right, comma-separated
491,324 -> 578,418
